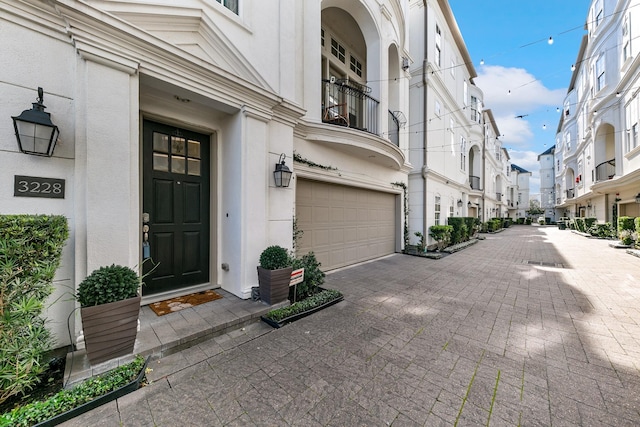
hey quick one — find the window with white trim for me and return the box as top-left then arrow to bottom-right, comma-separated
449,204 -> 454,218
627,95 -> 638,152
350,55 -> 362,77
434,195 -> 441,225
596,52 -> 605,92
450,58 -> 456,77
216,0 -> 238,14
622,14 -> 630,63
460,137 -> 466,170
435,25 -> 442,67
435,99 -> 441,117
331,38 -> 346,64
594,0 -> 603,28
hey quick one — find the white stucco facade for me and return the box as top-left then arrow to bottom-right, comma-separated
556,0 -> 640,222
1,0 -> 411,348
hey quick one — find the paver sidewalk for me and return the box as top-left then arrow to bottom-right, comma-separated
62,226 -> 640,426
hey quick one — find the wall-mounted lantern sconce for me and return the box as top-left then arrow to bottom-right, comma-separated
587,201 -> 592,208
12,87 -> 59,157
635,193 -> 640,204
467,201 -> 472,208
457,199 -> 463,208
273,153 -> 292,188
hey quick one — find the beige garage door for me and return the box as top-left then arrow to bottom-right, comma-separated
296,179 -> 396,271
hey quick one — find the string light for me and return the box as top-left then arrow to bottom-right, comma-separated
571,64 -> 576,71
480,59 -> 484,65
548,36 -> 554,45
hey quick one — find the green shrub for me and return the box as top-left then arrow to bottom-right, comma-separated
290,252 -> 325,300
76,264 -> 140,307
618,216 -> 635,232
525,218 -> 532,225
265,289 -> 342,322
584,217 -> 597,230
0,215 -> 69,406
1,356 -> 145,426
517,218 -> 525,224
447,217 -> 468,244
464,217 -> 476,239
429,225 -> 453,250
636,217 -> 640,234
259,245 -> 290,270
574,218 -> 585,232
414,231 -> 426,252
588,222 -> 615,239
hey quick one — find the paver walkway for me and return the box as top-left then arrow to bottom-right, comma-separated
62,226 -> 640,426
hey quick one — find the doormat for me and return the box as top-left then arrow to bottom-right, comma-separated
149,290 -> 223,316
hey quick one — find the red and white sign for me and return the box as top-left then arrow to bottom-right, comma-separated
290,268 -> 304,286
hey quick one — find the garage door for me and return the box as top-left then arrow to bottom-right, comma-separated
296,179 -> 396,270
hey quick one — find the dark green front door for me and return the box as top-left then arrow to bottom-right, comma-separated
142,120 -> 210,296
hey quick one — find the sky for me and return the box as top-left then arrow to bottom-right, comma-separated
448,1 -> 591,198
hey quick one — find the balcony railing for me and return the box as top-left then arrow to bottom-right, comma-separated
469,175 -> 481,190
496,193 -> 502,201
388,110 -> 401,147
566,188 -> 575,199
595,158 -> 615,181
322,79 -> 379,136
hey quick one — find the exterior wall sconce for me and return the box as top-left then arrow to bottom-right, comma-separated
12,87 -> 59,157
273,153 -> 292,188
457,199 -> 463,207
467,201 -> 471,208
635,193 -> 640,203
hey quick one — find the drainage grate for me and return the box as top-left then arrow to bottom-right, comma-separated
525,260 -> 564,268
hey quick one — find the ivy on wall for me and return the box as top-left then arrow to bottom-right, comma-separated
391,181 -> 409,247
293,152 -> 337,171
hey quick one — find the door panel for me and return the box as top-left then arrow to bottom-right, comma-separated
143,120 -> 210,295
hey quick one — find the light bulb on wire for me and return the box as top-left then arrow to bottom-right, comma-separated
548,36 -> 554,45
480,59 -> 484,65
571,64 -> 576,71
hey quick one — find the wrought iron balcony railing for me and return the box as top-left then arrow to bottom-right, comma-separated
565,188 -> 575,199
595,158 -> 615,181
469,175 -> 481,190
322,79 -> 379,136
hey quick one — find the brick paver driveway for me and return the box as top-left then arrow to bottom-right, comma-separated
64,226 -> 640,426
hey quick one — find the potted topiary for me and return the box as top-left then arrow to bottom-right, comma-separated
257,245 -> 292,305
76,264 -> 142,365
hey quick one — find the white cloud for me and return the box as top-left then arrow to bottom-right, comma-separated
476,65 -> 565,112
476,65 -> 565,147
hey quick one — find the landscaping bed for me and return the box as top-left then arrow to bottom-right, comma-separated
261,288 -> 343,328
0,356 -> 148,427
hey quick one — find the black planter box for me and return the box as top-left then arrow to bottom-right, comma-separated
34,356 -> 149,427
261,292 -> 344,328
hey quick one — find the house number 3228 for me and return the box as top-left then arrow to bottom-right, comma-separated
14,175 -> 65,199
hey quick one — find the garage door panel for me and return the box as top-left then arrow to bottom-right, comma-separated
296,179 -> 395,271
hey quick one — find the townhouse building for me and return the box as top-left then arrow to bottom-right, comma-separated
508,164 -> 532,221
407,0 -> 514,246
556,0 -> 640,222
1,0 -> 411,347
538,146 -> 559,221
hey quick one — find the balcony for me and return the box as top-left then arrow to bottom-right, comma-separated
566,188 -> 575,199
469,175 -> 481,190
322,79 -> 379,136
496,193 -> 502,201
595,158 -> 615,181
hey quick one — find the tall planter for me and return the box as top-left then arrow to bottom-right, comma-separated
257,266 -> 292,305
81,295 -> 141,365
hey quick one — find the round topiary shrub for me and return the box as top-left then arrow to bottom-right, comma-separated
76,264 -> 140,307
259,245 -> 290,270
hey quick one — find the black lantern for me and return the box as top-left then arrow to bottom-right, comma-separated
273,153 -> 292,188
635,193 -> 640,203
12,87 -> 59,156
457,199 -> 463,208
467,201 -> 472,208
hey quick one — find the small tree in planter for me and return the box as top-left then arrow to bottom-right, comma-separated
257,246 -> 292,305
77,264 -> 141,365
